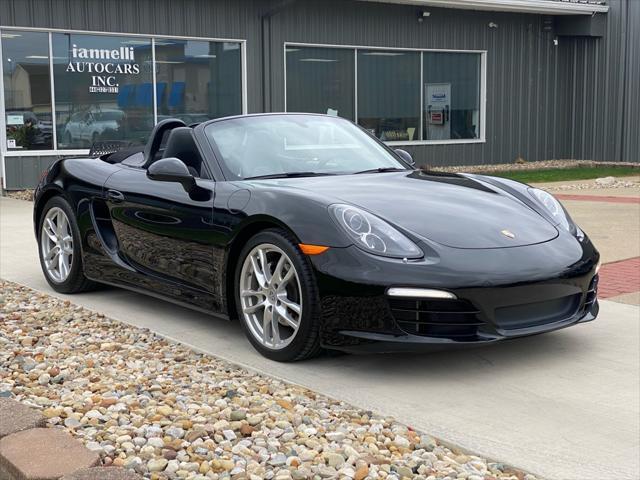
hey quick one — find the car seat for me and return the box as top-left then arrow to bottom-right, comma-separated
162,127 -> 205,177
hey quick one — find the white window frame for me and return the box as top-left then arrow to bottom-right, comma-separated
0,25 -> 248,162
283,41 -> 487,146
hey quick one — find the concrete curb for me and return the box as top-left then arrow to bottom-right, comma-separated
0,398 -> 140,480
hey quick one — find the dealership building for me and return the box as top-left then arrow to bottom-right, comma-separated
0,0 -> 638,189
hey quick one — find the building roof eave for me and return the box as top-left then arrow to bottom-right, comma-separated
359,0 -> 609,16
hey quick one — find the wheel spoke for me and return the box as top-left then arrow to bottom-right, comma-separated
279,296 -> 301,315
270,310 -> 281,345
249,255 -> 268,289
45,252 -> 59,269
279,267 -> 295,289
262,306 -> 274,346
271,255 -> 286,286
257,248 -> 273,285
58,253 -> 66,277
241,289 -> 264,299
276,305 -> 299,329
44,218 -> 57,242
44,246 -> 58,262
243,300 -> 266,315
56,210 -> 65,236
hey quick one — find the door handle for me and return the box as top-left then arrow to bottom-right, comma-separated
106,189 -> 125,203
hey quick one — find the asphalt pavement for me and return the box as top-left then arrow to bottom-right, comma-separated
1,195 -> 639,480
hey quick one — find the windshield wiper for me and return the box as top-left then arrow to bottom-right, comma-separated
353,167 -> 407,174
244,171 -> 336,180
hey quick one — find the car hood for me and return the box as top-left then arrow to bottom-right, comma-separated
259,171 -> 559,249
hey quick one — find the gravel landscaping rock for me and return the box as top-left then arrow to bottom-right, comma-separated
543,178 -> 640,191
4,190 -> 34,201
431,159 -> 639,174
0,280 -> 540,480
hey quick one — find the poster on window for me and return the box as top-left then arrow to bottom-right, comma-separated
425,83 -> 451,140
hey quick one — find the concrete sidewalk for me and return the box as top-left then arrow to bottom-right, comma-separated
1,196 -> 639,480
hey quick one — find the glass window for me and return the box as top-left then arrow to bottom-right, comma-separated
357,50 -> 420,141
423,52 -> 481,140
52,33 -> 154,149
286,47 -> 355,120
155,39 -> 242,124
2,30 -> 53,150
206,114 -> 405,180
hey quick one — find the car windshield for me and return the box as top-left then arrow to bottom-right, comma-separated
204,114 -> 407,180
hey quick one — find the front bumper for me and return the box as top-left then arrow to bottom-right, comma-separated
309,232 -> 600,352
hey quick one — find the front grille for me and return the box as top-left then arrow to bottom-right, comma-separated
584,275 -> 598,311
494,293 -> 581,330
388,298 -> 482,338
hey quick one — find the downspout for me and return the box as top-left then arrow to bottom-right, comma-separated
261,0 -> 297,113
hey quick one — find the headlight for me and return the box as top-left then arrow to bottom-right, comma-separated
329,204 -> 422,259
529,188 -> 572,232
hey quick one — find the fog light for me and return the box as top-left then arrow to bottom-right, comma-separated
386,287 -> 457,299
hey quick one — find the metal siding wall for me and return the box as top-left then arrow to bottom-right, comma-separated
269,0 -> 571,167
3,155 -> 58,189
623,0 -> 639,162
565,0 -> 635,162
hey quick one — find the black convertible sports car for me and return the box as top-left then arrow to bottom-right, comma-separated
34,113 -> 600,361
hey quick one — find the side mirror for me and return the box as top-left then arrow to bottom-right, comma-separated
394,149 -> 416,168
147,157 -> 195,192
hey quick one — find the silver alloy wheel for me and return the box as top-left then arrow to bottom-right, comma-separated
40,207 -> 74,283
239,243 -> 303,350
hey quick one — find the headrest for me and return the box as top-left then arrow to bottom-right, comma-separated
142,118 -> 186,167
163,127 -> 199,160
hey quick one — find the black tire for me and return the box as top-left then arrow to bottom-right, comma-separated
37,196 -> 95,294
234,229 -> 323,362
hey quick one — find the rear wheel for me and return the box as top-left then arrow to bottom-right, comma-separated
38,196 -> 95,293
235,229 -> 322,362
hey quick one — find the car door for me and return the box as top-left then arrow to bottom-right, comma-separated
103,165 -> 221,310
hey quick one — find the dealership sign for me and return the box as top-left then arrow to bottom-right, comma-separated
66,44 -> 141,93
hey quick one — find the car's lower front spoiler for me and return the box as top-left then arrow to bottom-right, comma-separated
326,300 -> 598,354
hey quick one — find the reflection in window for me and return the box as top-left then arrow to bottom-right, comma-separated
286,47 -> 354,120
155,39 -> 242,123
357,50 -> 420,141
1,30 -> 53,150
423,52 -> 481,140
52,33 -> 154,148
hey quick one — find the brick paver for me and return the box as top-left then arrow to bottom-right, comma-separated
0,428 -> 99,480
597,257 -> 640,299
555,194 -> 640,204
0,398 -> 46,439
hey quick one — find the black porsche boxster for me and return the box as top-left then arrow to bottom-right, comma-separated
34,113 -> 600,361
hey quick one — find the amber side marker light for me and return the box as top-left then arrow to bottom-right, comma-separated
299,244 -> 330,255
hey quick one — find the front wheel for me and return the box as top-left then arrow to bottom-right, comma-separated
235,229 -> 322,362
37,196 -> 95,293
